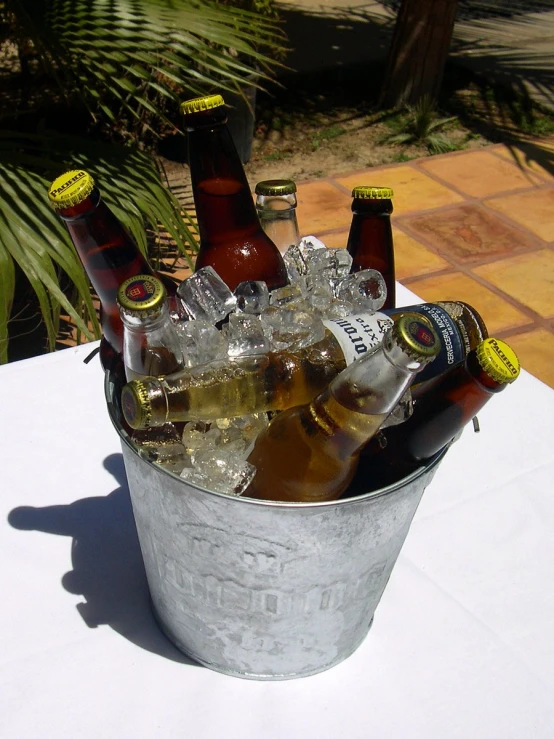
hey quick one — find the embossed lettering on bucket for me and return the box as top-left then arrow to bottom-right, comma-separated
105,372 -> 446,680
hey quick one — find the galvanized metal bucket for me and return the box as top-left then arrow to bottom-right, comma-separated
106,372 -> 447,680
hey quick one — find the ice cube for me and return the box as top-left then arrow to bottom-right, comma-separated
336,269 -> 387,313
261,306 -> 326,351
214,413 -> 269,456
234,281 -> 270,315
283,235 -> 327,282
131,424 -> 187,466
268,284 -> 308,308
306,248 -> 352,296
177,266 -> 236,324
180,449 -> 256,497
227,313 -> 270,358
175,319 -> 228,368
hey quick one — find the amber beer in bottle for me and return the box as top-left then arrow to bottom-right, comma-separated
346,186 -> 395,309
180,94 -> 288,291
359,337 -> 520,490
244,314 -> 440,503
48,169 -> 176,369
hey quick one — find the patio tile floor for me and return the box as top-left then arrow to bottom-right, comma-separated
296,138 -> 554,388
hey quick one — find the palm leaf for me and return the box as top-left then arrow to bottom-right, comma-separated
0,130 -> 199,363
12,0 -> 287,127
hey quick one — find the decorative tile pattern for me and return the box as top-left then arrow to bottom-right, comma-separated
401,204 -> 538,263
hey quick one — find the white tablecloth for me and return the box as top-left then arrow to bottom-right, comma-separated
1,285 -> 554,739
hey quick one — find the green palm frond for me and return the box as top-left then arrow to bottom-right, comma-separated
0,130 -> 199,363
12,0 -> 287,128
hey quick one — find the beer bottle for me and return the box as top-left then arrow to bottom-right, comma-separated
244,314 -> 439,503
358,338 -> 520,491
255,179 -> 300,255
117,275 -> 184,382
48,169 -> 176,369
120,300 -> 487,430
346,186 -> 395,309
181,94 -> 288,291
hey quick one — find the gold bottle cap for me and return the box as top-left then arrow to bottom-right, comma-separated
393,313 -> 440,362
180,94 -> 225,115
117,275 -> 166,317
255,179 -> 297,196
48,170 -> 95,209
476,338 -> 520,384
351,186 -> 394,200
121,381 -> 152,430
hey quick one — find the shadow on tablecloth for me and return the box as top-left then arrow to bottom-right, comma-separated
8,452 -> 200,667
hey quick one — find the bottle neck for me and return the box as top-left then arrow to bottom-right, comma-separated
187,119 -> 260,243
120,305 -> 169,332
256,195 -> 300,254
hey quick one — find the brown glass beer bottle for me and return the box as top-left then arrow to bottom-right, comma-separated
358,337 -> 520,491
180,94 -> 288,291
346,186 -> 395,309
48,170 -> 176,369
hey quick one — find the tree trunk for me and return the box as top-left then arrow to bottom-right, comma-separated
380,0 -> 459,109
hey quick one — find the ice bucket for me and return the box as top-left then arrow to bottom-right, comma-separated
105,371 -> 446,680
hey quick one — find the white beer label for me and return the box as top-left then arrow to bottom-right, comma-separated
323,312 -> 393,365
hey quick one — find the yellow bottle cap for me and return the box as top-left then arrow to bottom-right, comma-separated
48,170 -> 95,209
117,275 -> 166,317
476,338 -> 520,383
255,179 -> 297,196
121,381 -> 152,430
180,94 -> 225,115
352,186 -> 394,200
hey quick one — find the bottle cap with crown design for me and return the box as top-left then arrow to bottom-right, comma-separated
117,275 -> 166,318
255,179 -> 297,196
180,94 -> 225,115
48,170 -> 95,209
121,380 -> 152,430
352,186 -> 394,200
475,338 -> 520,383
391,313 -> 440,365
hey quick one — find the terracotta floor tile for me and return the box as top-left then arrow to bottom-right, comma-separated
402,204 -> 538,263
419,150 -> 543,197
335,165 -> 464,215
406,272 -> 530,334
393,228 -> 450,280
296,181 -> 352,234
485,187 -> 554,242
473,250 -> 554,318
313,229 -> 350,248
504,328 -> 554,389
493,139 -> 554,182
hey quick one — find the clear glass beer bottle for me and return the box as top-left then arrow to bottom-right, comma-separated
346,186 -> 395,309
255,179 -> 300,255
117,275 -> 184,382
48,169 -> 176,369
244,314 -> 439,503
181,94 -> 288,291
120,300 -> 488,430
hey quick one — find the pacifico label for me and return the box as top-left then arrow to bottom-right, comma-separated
323,312 -> 394,364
